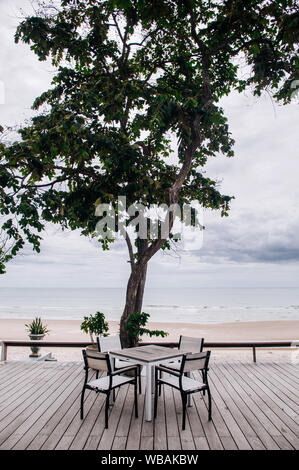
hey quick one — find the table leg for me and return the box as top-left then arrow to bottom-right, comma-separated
145,363 -> 152,421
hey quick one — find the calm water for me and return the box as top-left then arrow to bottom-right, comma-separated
0,287 -> 299,324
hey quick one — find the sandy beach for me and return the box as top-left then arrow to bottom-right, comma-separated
0,318 -> 298,361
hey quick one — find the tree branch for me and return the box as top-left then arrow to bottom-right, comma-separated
123,228 -> 135,269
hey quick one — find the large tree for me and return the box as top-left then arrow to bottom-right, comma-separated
0,0 -> 298,346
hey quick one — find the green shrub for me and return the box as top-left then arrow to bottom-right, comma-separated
125,312 -> 168,344
80,311 -> 109,345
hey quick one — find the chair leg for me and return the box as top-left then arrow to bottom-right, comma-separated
138,367 -> 142,394
201,370 -> 206,395
105,392 -> 110,428
181,393 -> 187,430
158,367 -> 163,396
154,370 -> 159,418
158,373 -> 163,397
207,387 -> 212,421
134,379 -> 138,418
80,386 -> 86,420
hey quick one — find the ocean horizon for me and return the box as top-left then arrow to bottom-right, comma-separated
0,286 -> 299,324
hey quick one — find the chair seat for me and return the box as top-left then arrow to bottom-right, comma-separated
87,375 -> 133,391
160,374 -> 206,392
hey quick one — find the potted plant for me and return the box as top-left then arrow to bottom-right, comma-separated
80,311 -> 109,349
25,317 -> 49,357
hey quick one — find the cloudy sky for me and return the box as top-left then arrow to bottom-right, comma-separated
0,0 -> 299,289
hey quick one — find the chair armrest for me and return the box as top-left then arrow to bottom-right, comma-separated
155,365 -> 180,377
111,365 -> 138,376
159,363 -> 181,373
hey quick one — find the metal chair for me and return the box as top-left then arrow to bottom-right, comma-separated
160,336 -> 205,389
97,335 -> 142,394
154,351 -> 212,430
80,348 -> 138,429
179,336 -> 204,353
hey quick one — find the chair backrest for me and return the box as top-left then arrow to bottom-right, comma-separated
97,335 -> 122,352
179,336 -> 204,354
82,349 -> 110,372
181,350 -> 210,373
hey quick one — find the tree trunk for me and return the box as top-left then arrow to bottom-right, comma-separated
134,262 -> 147,314
120,237 -> 149,347
120,262 -> 148,348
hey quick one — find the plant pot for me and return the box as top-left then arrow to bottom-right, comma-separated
86,344 -> 98,351
29,333 -> 45,357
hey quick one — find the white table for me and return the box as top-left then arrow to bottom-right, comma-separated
110,344 -> 187,421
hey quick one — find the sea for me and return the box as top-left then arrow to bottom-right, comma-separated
0,287 -> 299,324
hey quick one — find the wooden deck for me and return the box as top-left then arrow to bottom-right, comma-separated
0,354 -> 298,450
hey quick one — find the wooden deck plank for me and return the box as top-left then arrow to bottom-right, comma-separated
139,380 -> 154,450
190,374 -> 232,441
221,363 -> 296,450
212,364 -> 281,450
0,365 -> 74,449
115,384 -> 135,439
273,361 -> 299,380
186,389 -> 224,451
112,436 -> 126,450
173,388 -> 196,450
186,397 -> 206,438
257,363 -> 299,405
194,437 -> 210,450
43,390 -> 101,449
126,384 -> 145,450
196,370 -> 251,450
4,365 -> 82,450
154,385 -> 167,450
0,360 -> 54,395
140,436 -> 153,449
238,361 -> 299,421
97,385 -> 130,450
140,402 -> 154,438
243,360 -> 299,411
0,358 -> 298,450
28,368 -> 87,450
69,397 -> 107,450
55,375 -> 108,450
164,385 -> 181,445
0,362 -> 63,416
81,397 -> 109,450
0,363 -> 62,419
0,361 -> 35,386
227,362 -> 299,449
0,364 -> 51,404
0,364 -> 73,441
270,362 -> 299,384
231,361 -> 299,430
15,365 -> 83,450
